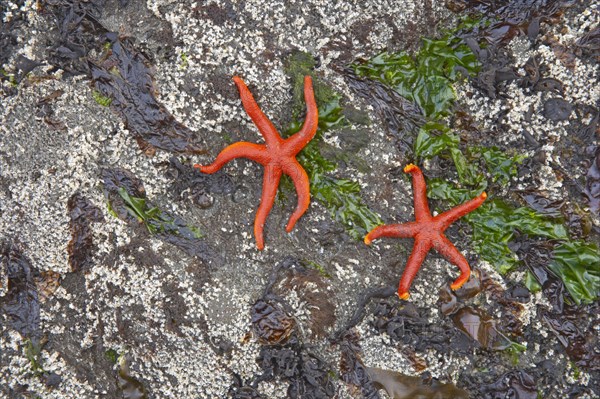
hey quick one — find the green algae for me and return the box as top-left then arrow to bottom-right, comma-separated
92,89 -> 112,107
115,187 -> 203,238
284,51 -> 382,240
353,31 -> 479,118
548,241 -> 600,305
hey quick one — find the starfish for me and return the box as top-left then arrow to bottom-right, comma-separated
364,164 -> 487,300
194,75 -> 318,250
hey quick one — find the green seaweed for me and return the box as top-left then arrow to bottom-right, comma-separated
24,339 -> 44,375
547,241 -> 600,305
105,348 -> 119,364
414,121 -> 481,185
427,179 -> 568,274
291,120 -> 382,239
303,260 -> 332,279
116,187 -> 203,238
92,89 -> 112,107
284,52 -> 382,240
179,51 -> 189,70
524,270 -> 542,294
353,32 -> 479,118
468,146 -> 527,185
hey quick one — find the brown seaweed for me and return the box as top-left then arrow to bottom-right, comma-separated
89,38 -> 205,155
67,193 -> 104,272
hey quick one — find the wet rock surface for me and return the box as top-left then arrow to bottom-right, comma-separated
1,0 -> 599,398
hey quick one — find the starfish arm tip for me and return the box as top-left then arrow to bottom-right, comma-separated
193,163 -> 202,169
364,236 -> 372,245
450,274 -> 470,291
481,192 -> 488,200
398,292 -> 410,300
403,163 -> 418,173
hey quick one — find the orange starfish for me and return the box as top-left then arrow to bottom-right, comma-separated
194,75 -> 318,250
364,164 -> 487,300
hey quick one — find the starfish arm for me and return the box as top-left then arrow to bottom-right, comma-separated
434,192 -> 487,230
284,76 -> 319,155
403,164 -> 432,222
432,234 -> 471,291
194,142 -> 268,174
364,222 -> 420,245
282,160 -> 311,232
398,238 -> 432,300
254,165 -> 282,250
233,76 -> 282,146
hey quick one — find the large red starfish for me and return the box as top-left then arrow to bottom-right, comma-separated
194,75 -> 318,250
364,164 -> 487,300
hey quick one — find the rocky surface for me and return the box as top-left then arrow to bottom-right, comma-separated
1,0 -> 598,398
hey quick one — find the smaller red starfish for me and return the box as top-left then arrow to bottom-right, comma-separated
364,164 -> 487,300
194,75 -> 318,250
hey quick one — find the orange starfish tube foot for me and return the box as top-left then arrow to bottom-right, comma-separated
365,164 -> 486,299
195,75 -> 318,250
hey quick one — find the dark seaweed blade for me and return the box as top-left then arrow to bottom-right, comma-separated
67,193 -> 104,272
585,147 -> 600,214
0,243 -> 41,343
89,39 -> 204,155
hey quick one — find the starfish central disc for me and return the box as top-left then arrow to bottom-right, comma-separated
364,164 -> 487,300
194,75 -> 318,250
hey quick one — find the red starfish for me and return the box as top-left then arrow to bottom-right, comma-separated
364,164 -> 487,300
194,75 -> 318,250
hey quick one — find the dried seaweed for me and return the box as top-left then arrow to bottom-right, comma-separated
166,157 -> 235,209
451,306 -> 518,350
67,193 -> 104,272
257,341 -> 335,399
543,98 -> 573,121
236,258 -> 335,399
448,0 -> 571,47
575,24 -> 600,58
339,330 -> 383,399
40,0 -> 108,77
89,38 -> 204,155
0,243 -> 41,343
251,299 -> 296,345
367,368 -> 469,399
